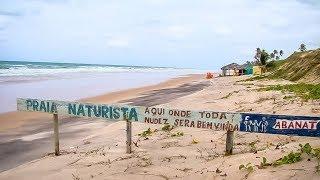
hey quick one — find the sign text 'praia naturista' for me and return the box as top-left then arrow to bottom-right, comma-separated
17,98 -> 320,137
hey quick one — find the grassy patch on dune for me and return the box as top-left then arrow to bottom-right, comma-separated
241,60 -> 286,82
243,75 -> 268,82
259,83 -> 320,100
266,59 -> 286,72
221,90 -> 240,99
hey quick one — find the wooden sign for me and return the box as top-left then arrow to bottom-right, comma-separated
17,98 -> 320,137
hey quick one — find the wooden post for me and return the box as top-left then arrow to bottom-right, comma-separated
126,119 -> 132,154
225,130 -> 234,155
53,113 -> 60,156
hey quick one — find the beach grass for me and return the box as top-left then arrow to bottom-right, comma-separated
266,60 -> 286,72
259,83 -> 320,100
243,75 -> 268,81
241,60 -> 286,82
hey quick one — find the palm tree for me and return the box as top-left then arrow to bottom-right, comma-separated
257,48 -> 261,53
254,48 -> 261,63
270,52 -> 275,59
260,50 -> 269,65
279,50 -> 284,56
273,50 -> 278,55
299,44 -> 306,52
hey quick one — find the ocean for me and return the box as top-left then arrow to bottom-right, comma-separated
0,61 -> 190,82
0,61 -> 205,113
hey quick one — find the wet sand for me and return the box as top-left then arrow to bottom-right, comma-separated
0,72 -> 195,114
0,74 -> 203,172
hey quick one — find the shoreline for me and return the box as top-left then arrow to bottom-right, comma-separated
0,74 -> 203,131
0,74 -> 205,172
82,74 -> 204,104
0,72 -> 201,114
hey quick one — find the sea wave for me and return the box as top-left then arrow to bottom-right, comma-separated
0,61 -> 195,77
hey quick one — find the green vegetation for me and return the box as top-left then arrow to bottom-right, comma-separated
162,125 -> 184,138
221,90 -> 239,99
243,60 -> 285,82
283,95 -> 295,100
239,143 -> 320,174
239,163 -> 254,178
244,49 -> 319,83
300,143 -> 313,155
314,148 -> 320,172
299,143 -> 320,173
259,83 -> 320,100
260,50 -> 270,65
258,157 -> 271,169
273,152 -> 302,166
270,49 -> 283,61
243,75 -> 268,81
273,143 -> 320,168
269,49 -> 320,82
138,128 -> 154,138
248,141 -> 258,153
299,43 -> 307,52
162,124 -> 174,132
254,48 -> 270,65
171,131 -> 184,137
221,92 -> 233,99
191,139 -> 199,144
266,59 -> 286,71
254,48 -> 284,66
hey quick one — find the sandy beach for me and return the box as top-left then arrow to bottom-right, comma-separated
0,74 -> 319,180
0,74 -> 203,172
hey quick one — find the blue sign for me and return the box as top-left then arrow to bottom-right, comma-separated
240,113 -> 320,137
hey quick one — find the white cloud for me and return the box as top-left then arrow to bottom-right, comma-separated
212,25 -> 232,35
0,0 -> 319,68
166,25 -> 193,38
106,37 -> 129,48
0,14 -> 17,29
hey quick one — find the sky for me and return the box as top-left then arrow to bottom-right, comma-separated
0,0 -> 319,69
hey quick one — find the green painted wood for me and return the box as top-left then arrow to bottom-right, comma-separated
17,98 -> 241,131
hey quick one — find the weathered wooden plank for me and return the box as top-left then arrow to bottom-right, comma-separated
17,98 -> 58,114
53,113 -> 60,156
225,131 -> 234,155
126,119 -> 132,154
17,98 -> 320,137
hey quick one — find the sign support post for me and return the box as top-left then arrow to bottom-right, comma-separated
225,130 -> 234,155
126,119 -> 132,154
53,113 -> 60,156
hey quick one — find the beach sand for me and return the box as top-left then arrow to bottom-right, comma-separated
0,74 -> 320,179
0,74 -> 203,172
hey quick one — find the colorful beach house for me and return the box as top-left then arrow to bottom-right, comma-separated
237,62 -> 253,75
236,66 -> 246,76
221,63 -> 240,76
243,63 -> 253,75
221,62 -> 253,76
253,66 -> 266,75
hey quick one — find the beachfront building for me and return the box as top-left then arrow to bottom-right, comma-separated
253,66 -> 266,75
245,65 -> 253,75
237,62 -> 253,76
221,63 -> 243,76
236,66 -> 245,76
221,62 -> 254,76
242,62 -> 253,75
